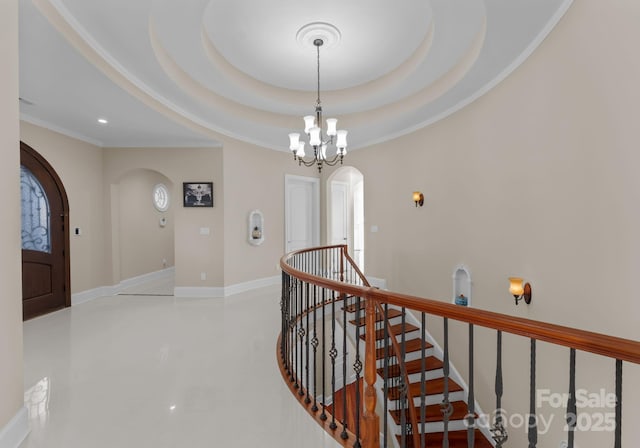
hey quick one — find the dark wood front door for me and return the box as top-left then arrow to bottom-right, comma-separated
20,142 -> 70,320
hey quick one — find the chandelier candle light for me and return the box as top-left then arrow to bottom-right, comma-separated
289,26 -> 348,173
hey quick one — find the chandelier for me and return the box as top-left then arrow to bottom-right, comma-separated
288,37 -> 347,173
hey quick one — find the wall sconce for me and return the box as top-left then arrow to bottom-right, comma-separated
413,191 -> 424,207
508,277 -> 532,305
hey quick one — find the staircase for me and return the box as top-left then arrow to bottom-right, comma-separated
281,245 -> 639,448
343,300 -> 493,448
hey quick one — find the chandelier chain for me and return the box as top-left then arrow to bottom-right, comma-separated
316,42 -> 321,108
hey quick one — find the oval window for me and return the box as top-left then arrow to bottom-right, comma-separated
153,183 -> 170,212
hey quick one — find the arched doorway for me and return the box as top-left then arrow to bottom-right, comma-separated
110,169 -> 175,288
327,167 -> 365,270
20,142 -> 70,320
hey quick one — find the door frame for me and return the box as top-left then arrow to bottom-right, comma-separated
20,141 -> 71,316
326,166 -> 365,269
329,180 -> 349,247
284,174 -> 320,253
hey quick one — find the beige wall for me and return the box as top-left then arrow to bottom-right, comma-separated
324,1 -> 640,446
104,147 -> 224,287
222,139 -> 314,286
116,169 -> 174,279
0,0 -> 23,430
20,122 -> 108,294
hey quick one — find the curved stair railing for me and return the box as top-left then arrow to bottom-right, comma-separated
279,245 -> 640,448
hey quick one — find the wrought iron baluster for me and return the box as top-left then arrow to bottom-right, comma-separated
400,307 -> 407,447
298,280 -> 306,396
566,348 -> 576,448
420,312 -> 426,448
311,284 -> 319,411
330,290 -> 338,430
442,317 -> 453,448
304,282 -> 311,403
281,271 -> 287,369
293,278 -> 299,388
341,292 -> 349,440
320,286 -> 328,421
491,331 -> 508,447
383,304 -> 390,448
528,339 -> 537,448
467,323 -> 475,447
615,359 -> 622,448
288,275 -> 293,381
353,295 -> 363,448
287,273 -> 292,377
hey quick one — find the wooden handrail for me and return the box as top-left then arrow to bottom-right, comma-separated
341,246 -> 370,288
281,248 -> 640,364
367,288 -> 640,365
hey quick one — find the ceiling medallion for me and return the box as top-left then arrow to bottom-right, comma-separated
289,23 -> 347,173
296,22 -> 341,50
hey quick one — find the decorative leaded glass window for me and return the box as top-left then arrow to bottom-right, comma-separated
20,166 -> 51,253
153,183 -> 170,212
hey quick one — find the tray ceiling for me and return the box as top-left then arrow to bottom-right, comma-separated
19,0 -> 573,149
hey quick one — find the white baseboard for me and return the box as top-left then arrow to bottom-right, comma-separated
71,267 -> 175,305
174,275 -> 280,298
73,270 -> 278,302
117,267 -> 175,291
0,406 -> 29,448
72,285 -> 115,306
223,275 -> 280,296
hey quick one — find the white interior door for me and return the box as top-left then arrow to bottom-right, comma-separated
330,181 -> 348,246
285,175 -> 319,253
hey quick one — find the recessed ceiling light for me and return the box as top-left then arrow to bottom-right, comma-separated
97,118 -> 108,125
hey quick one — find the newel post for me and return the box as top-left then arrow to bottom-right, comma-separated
362,294 -> 380,448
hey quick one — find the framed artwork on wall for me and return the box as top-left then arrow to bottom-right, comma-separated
183,182 -> 213,207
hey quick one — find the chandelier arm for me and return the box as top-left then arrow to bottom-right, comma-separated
322,155 -> 344,167
297,157 -> 319,168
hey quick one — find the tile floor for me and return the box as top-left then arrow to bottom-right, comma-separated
21,283 -> 340,448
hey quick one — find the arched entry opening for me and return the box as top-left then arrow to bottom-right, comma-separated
110,169 -> 175,290
20,142 -> 70,320
327,166 -> 365,270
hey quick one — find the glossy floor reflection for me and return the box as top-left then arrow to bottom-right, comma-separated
21,285 -> 340,448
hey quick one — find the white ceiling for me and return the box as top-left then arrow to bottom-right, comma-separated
18,0 -> 573,150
